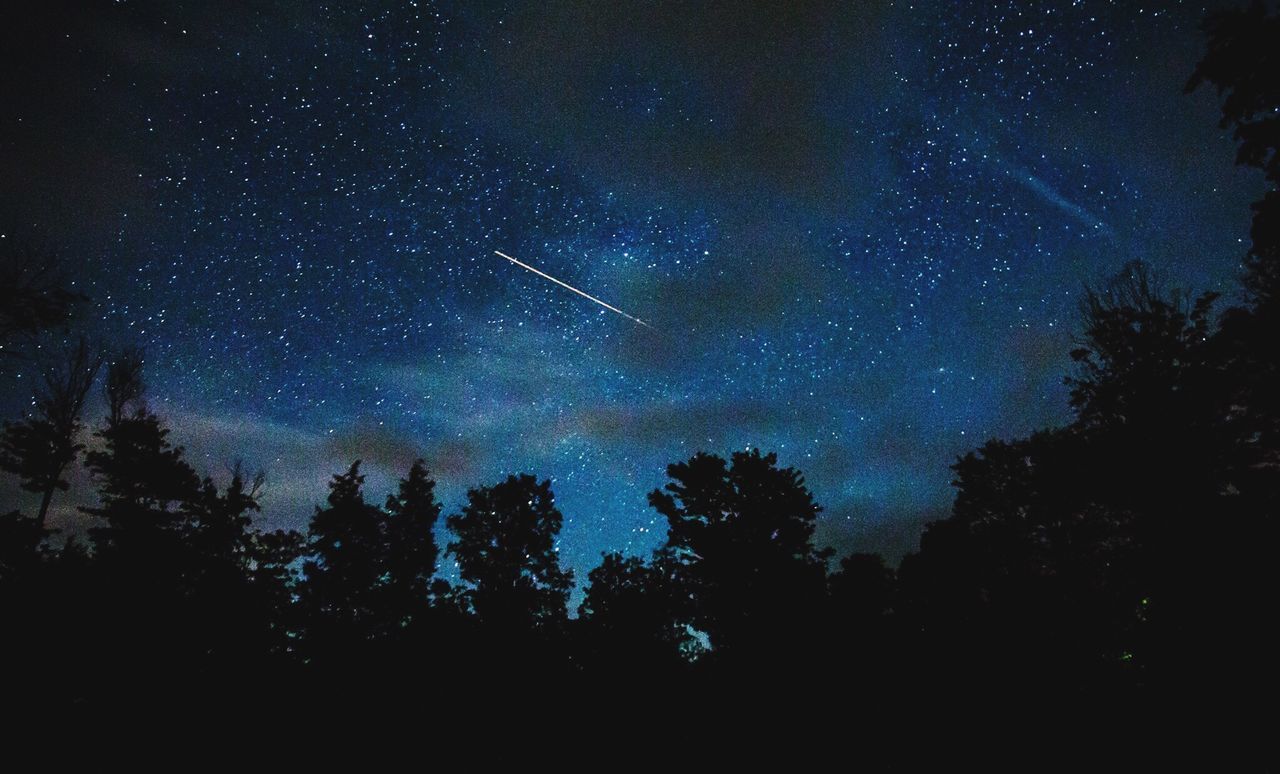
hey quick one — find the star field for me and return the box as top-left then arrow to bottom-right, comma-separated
0,1 -> 1262,581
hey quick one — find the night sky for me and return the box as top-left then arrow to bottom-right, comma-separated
0,1 -> 1263,584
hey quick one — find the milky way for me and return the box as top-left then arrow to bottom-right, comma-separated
0,1 -> 1263,584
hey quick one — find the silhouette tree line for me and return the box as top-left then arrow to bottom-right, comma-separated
0,3 -> 1276,732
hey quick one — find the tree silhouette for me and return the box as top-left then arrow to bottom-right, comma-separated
296,458 -> 442,662
899,252 -> 1274,698
0,337 -> 101,529
381,459 -> 442,630
1187,0 -> 1280,306
1187,11 -> 1280,712
648,449 -> 832,663
0,509 -> 46,585
82,349 -> 202,557
179,466 -> 303,665
829,552 -> 894,621
446,473 -> 572,630
245,525 -> 306,656
1067,261 -> 1218,435
0,241 -> 84,360
297,461 -> 389,654
69,351 -> 311,702
577,552 -> 687,673
818,551 -> 899,689
899,428 -> 1134,694
1066,260 -> 1272,693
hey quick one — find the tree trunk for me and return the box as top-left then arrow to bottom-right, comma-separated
35,475 -> 58,532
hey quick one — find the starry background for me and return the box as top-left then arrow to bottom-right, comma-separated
0,1 -> 1263,587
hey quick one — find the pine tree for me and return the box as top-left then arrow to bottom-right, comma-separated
82,349 -> 201,564
180,466 -> 302,664
298,461 -> 388,652
382,459 -> 441,629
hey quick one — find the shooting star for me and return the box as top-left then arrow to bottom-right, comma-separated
494,250 -> 655,330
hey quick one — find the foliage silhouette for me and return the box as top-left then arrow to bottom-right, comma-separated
649,448 -> 832,666
0,240 -> 84,360
1188,0 -> 1280,306
0,337 -> 101,529
576,552 -> 689,674
297,458 -> 442,662
446,473 -> 573,630
0,352 -> 306,708
298,461 -> 393,654
382,459 -> 443,629
82,349 -> 203,556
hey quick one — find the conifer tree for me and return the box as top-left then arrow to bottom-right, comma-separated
82,349 -> 201,565
382,459 -> 442,629
298,461 -> 388,650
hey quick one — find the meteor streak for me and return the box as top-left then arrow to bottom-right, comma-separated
494,250 -> 655,330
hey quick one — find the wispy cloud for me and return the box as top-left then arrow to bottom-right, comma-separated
1006,164 -> 1113,234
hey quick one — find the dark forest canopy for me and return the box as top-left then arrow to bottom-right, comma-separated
1,2 -> 1278,758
